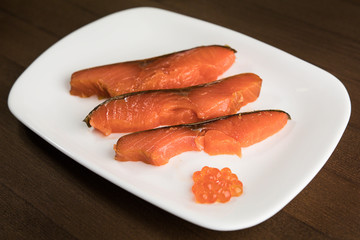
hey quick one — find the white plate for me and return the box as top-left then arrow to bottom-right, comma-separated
8,7 -> 351,231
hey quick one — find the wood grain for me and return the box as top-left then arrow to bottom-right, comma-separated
1,0 -> 359,239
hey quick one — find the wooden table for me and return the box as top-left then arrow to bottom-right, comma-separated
1,0 -> 359,239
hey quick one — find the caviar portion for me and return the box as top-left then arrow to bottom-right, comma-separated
192,166 -> 243,203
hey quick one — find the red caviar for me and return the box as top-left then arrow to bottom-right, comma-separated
192,166 -> 243,203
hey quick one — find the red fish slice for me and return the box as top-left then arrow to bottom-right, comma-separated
84,73 -> 262,135
114,110 -> 290,166
70,45 -> 236,98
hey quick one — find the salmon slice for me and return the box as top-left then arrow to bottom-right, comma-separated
114,110 -> 290,166
70,45 -> 236,98
85,73 -> 262,135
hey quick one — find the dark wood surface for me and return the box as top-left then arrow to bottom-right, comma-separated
1,0 -> 359,239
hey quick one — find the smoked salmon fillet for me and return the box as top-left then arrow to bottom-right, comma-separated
70,45 -> 236,98
84,73 -> 262,135
114,110 -> 290,166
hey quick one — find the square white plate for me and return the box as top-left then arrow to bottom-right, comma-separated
8,7 -> 351,231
